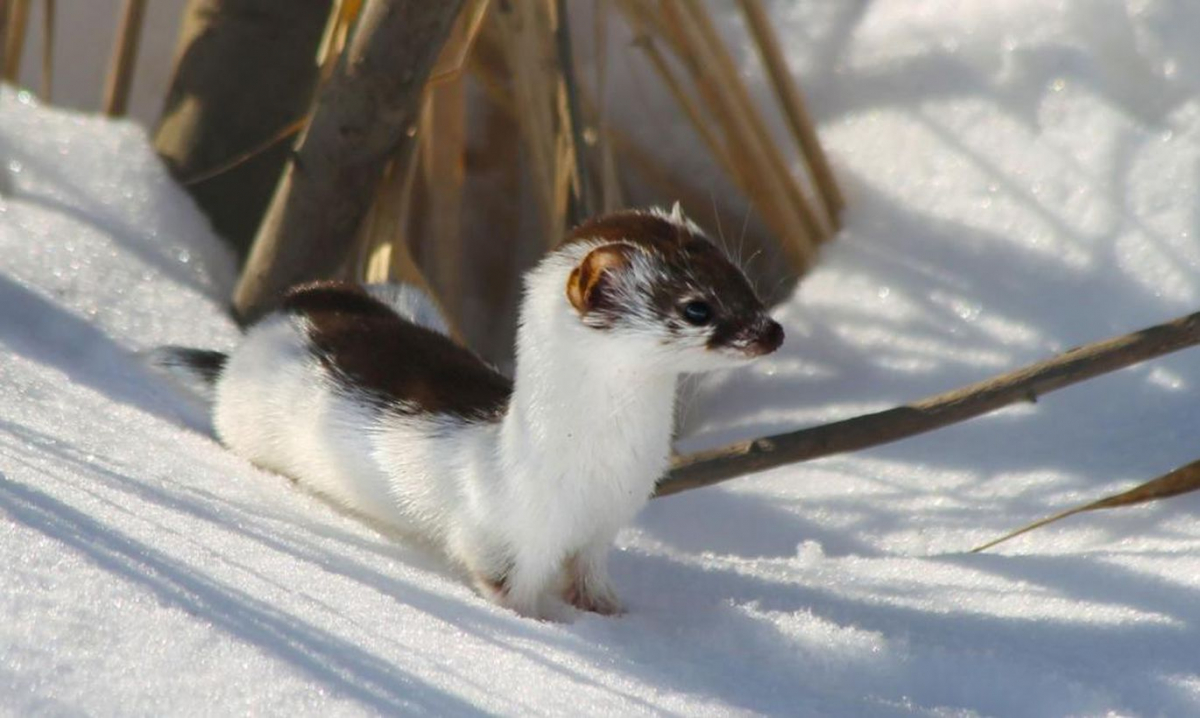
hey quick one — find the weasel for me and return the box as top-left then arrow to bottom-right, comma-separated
157,205 -> 784,619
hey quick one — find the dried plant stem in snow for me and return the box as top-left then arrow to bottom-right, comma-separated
971,458 -> 1200,553
738,0 -> 842,229
39,0 -> 51,99
102,0 -> 146,116
3,0 -> 29,81
658,310 -> 1200,497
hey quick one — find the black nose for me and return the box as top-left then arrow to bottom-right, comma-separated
749,319 -> 784,356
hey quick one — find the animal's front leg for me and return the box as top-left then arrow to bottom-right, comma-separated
563,539 -> 623,616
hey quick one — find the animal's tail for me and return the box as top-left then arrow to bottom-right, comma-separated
146,346 -> 228,402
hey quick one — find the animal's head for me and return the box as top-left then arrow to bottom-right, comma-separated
557,205 -> 783,372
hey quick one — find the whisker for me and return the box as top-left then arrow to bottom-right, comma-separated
708,188 -> 734,263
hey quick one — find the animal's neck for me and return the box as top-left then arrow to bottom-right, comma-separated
500,309 -> 678,487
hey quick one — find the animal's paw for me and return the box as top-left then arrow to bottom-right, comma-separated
564,580 -> 624,616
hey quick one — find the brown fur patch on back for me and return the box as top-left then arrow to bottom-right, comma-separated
283,281 -> 511,420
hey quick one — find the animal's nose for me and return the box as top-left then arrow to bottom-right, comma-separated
748,318 -> 784,356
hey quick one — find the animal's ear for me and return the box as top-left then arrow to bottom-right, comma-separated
566,244 -> 635,314
669,200 -> 685,225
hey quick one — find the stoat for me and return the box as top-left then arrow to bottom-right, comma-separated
157,206 -> 784,620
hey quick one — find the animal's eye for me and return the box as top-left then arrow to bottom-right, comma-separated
681,300 -> 714,326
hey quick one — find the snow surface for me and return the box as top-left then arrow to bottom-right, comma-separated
6,1 -> 1200,715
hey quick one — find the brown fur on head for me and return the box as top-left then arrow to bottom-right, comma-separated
561,208 -> 784,365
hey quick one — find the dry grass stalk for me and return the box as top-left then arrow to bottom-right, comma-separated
554,0 -> 592,220
613,0 -> 839,273
738,0 -> 843,230
677,0 -> 827,246
487,0 -> 582,246
350,140 -> 469,345
463,88 -> 528,361
2,0 -> 28,81
102,0 -> 146,116
317,0 -> 362,82
419,76 -> 468,324
38,0 -> 50,99
603,121 -> 770,261
466,21 -> 514,114
428,0 -> 490,87
622,19 -> 737,186
588,0 -> 625,213
358,155 -> 444,304
595,125 -> 624,212
655,0 -> 816,271
487,4 -> 556,239
971,459 -> 1200,553
0,1 -> 8,82
180,118 -> 308,187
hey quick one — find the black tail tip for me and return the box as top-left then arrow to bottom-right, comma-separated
152,346 -> 228,386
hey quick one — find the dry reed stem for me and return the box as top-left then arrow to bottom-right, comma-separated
603,121 -> 769,257
738,0 -> 843,230
466,22 -> 514,113
468,94 -> 526,360
38,0 -> 50,99
420,76 -> 468,324
617,5 -> 737,185
317,0 -> 361,83
428,0 -> 490,87
596,127 -> 624,212
0,1 -> 7,83
180,118 -> 308,187
544,0 -> 581,240
353,148 -> 465,344
657,0 -> 814,271
554,0 -> 592,221
614,0 -> 671,42
359,157 -> 422,285
589,0 -> 625,212
658,309 -> 1200,497
678,0 -> 827,247
102,0 -> 146,116
971,458 -> 1200,553
488,2 -> 559,242
3,0 -> 28,81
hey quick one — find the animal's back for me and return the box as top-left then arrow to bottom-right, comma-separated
213,282 -> 512,527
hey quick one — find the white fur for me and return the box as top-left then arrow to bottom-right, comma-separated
211,212 -> 766,620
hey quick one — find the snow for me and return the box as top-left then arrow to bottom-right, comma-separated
5,1 -> 1200,714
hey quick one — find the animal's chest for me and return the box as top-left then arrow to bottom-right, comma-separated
532,416 -> 672,533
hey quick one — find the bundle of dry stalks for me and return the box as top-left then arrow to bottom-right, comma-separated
341,0 -> 842,357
